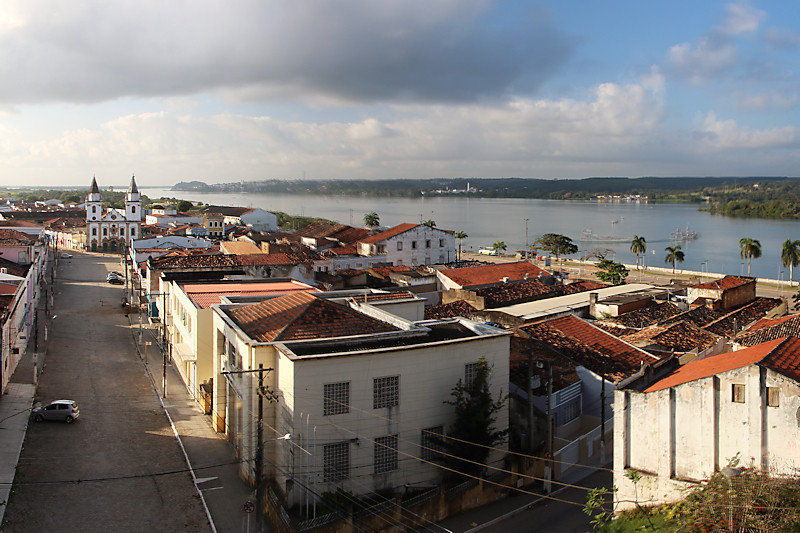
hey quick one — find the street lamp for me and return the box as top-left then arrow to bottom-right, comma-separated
722,466 -> 743,531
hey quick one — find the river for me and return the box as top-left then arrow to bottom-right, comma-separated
144,187 -> 800,280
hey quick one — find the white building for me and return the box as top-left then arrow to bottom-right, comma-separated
211,292 -> 509,506
614,337 -> 800,512
86,176 -> 141,252
356,223 -> 456,266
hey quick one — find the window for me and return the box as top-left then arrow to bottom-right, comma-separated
465,362 -> 481,387
732,384 -> 746,403
374,435 -> 398,474
768,387 -> 780,407
397,241 -> 403,251
373,376 -> 399,409
324,382 -> 350,415
323,442 -> 350,482
425,240 -> 431,248
131,228 -> 135,237
131,206 -> 136,214
92,228 -> 97,236
421,426 -> 445,461
439,239 -> 445,247
92,205 -> 97,213
411,241 -> 417,249
102,228 -> 107,236
562,399 -> 580,425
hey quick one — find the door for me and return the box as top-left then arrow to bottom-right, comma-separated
43,404 -> 58,420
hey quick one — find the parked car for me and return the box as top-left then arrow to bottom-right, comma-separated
106,272 -> 124,284
32,400 -> 80,423
60,253 -> 73,259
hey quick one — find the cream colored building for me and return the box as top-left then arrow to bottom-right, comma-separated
211,292 -> 510,506
614,337 -> 800,512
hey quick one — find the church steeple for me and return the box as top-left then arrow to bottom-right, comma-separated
128,174 -> 138,195
86,175 -> 101,222
90,175 -> 100,195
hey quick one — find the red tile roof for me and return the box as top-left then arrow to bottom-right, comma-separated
359,223 -> 419,244
601,302 -> 683,329
644,337 -> 800,392
324,244 -> 357,256
702,297 -> 783,337
622,320 -> 720,352
519,315 -> 658,382
0,281 -> 20,295
735,314 -> 800,346
226,292 -> 398,342
691,275 -> 753,291
424,300 -> 478,320
0,228 -> 36,242
181,281 -> 318,309
439,261 -> 551,288
363,291 -> 416,302
368,265 -> 414,278
475,278 -> 610,308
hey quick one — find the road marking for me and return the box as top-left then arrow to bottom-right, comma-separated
195,477 -> 218,484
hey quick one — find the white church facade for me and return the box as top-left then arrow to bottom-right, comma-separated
86,176 -> 142,252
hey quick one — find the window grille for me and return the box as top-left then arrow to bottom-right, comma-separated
562,399 -> 580,424
421,426 -> 445,461
374,435 -> 398,474
373,376 -> 399,409
732,384 -> 746,403
324,382 -> 350,416
768,387 -> 780,407
323,442 -> 350,482
465,362 -> 481,387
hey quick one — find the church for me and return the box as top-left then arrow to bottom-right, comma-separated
86,176 -> 142,252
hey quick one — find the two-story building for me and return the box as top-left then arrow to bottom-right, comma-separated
356,223 -> 456,266
210,292 -> 509,506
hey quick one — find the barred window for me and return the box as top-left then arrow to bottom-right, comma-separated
465,362 -> 481,387
373,376 -> 399,409
562,399 -> 580,425
323,442 -> 350,482
324,382 -> 350,416
768,387 -> 780,407
421,426 -> 445,462
374,435 -> 398,474
732,383 -> 746,403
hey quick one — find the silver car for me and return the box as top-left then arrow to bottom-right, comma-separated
32,400 -> 80,423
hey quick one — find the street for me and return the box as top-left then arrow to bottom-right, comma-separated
3,252 -> 208,532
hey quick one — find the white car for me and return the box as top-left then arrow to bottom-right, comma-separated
32,400 -> 80,423
60,253 -> 73,259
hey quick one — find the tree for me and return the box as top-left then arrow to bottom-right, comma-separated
595,259 -> 629,284
454,231 -> 468,261
582,247 -> 614,261
363,212 -> 380,228
782,239 -> 800,284
630,235 -> 647,269
534,233 -> 578,263
177,200 -> 193,213
422,219 -> 436,228
492,240 -> 507,254
739,237 -> 762,276
443,357 -> 507,476
664,245 -> 685,273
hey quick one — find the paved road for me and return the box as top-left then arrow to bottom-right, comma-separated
3,252 -> 209,532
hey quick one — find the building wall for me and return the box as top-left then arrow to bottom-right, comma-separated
359,226 -> 456,267
614,365 -> 800,512
272,334 -> 510,506
687,281 -> 755,310
366,299 -> 426,321
241,209 -> 278,231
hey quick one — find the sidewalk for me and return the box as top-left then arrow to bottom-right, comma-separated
132,320 -> 257,533
0,374 -> 36,524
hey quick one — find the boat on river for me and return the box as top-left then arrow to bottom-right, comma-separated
671,226 -> 699,241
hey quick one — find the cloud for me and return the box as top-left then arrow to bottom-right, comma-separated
719,2 -> 765,35
765,27 -> 800,49
0,1 -> 572,105
738,92 -> 798,111
699,111 -> 800,150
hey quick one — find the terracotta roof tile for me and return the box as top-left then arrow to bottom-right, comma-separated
475,278 -> 610,308
702,297 -> 783,337
368,265 -> 414,278
424,300 -> 478,320
691,275 -> 753,291
0,228 -> 37,243
735,313 -> 800,346
622,320 -> 720,352
643,337 -> 795,392
362,291 -> 416,302
600,302 -> 683,329
359,223 -> 419,244
518,315 -> 658,382
220,241 -> 263,255
439,261 -> 551,288
227,292 -> 398,342
181,281 -> 318,309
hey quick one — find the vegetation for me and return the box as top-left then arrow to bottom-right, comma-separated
535,233 -> 578,262
664,245 -> 685,273
454,231 -> 468,261
629,236 -> 646,269
492,240 -> 507,254
594,259 -> 629,284
176,200 -> 193,212
582,247 -> 614,261
781,240 -> 800,283
739,237 -> 762,276
273,211 -> 336,231
421,219 -> 437,228
443,357 -> 507,476
363,211 -> 380,228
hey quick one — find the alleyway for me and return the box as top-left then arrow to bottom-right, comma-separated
3,252 -> 209,532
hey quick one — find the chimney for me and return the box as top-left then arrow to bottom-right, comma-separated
589,292 -> 599,317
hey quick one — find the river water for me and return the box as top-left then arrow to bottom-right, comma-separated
145,187 -> 800,280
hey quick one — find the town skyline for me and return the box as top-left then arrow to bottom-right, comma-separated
1,1 -> 799,186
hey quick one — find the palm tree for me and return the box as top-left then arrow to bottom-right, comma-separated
664,245 -> 685,273
421,219 -> 436,228
630,235 -> 647,270
782,239 -> 800,284
363,212 -> 380,228
492,240 -> 507,255
739,237 -> 762,276
454,231 -> 468,261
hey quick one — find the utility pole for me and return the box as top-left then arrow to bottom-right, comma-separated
524,218 -> 529,258
544,359 -> 553,493
527,347 -> 535,453
162,290 -> 168,399
124,243 -> 129,302
600,375 -> 606,464
256,364 -> 265,533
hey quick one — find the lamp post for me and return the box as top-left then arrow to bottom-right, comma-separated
722,466 -> 742,531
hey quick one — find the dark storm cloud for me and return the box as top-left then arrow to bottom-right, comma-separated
0,1 -> 572,104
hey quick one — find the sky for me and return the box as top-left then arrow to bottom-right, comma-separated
0,0 -> 798,187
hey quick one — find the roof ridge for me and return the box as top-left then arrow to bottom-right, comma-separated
269,292 -> 318,341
